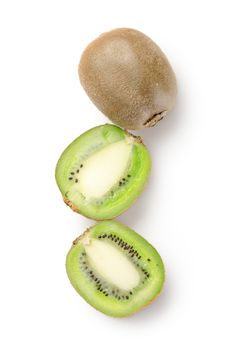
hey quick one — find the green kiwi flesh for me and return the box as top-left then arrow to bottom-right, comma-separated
66,220 -> 165,317
55,124 -> 151,220
79,28 -> 177,130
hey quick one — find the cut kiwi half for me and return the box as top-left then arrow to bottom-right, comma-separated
66,221 -> 165,317
55,124 -> 151,220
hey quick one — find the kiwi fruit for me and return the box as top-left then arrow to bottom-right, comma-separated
66,220 -> 165,317
79,28 -> 177,130
55,124 -> 151,220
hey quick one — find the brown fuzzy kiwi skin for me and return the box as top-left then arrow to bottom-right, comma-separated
78,28 -> 177,130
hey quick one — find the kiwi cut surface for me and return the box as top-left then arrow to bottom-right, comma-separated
66,221 -> 165,317
55,124 -> 151,220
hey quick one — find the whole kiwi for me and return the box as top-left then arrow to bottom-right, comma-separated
79,28 -> 177,130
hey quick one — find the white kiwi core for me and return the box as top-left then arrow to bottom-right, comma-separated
77,140 -> 132,199
84,238 -> 140,291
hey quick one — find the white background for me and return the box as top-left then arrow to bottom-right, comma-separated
0,0 -> 233,349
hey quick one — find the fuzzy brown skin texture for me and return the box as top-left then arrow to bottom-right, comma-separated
79,28 -> 177,130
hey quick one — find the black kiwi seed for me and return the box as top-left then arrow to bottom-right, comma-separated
75,179 -> 78,183
128,174 -> 131,177
68,177 -> 73,180
147,258 -> 151,261
80,164 -> 83,168
70,172 -> 75,175
76,169 -> 79,173
119,181 -> 122,186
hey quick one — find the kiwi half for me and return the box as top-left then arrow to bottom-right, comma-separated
55,124 -> 151,220
66,221 -> 165,317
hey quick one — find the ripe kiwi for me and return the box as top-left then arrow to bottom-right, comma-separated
79,28 -> 177,130
66,220 -> 165,317
55,124 -> 151,220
